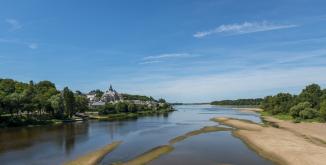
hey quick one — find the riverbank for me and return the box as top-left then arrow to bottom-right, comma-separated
87,109 -> 175,121
231,107 -> 262,113
212,117 -> 326,165
263,116 -> 326,145
0,116 -> 65,128
0,109 -> 175,128
233,107 -> 326,144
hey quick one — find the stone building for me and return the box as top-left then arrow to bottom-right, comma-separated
87,84 -> 123,107
101,85 -> 123,102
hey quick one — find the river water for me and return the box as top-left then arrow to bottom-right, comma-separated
0,105 -> 273,165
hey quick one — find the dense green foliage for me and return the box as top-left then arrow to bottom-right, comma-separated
261,84 -> 326,121
97,101 -> 172,115
211,98 -> 263,106
121,94 -> 156,101
89,89 -> 104,99
0,78 -> 89,127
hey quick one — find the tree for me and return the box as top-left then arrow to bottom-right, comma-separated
34,80 -> 58,115
115,102 -> 128,113
158,98 -> 166,103
290,102 -> 312,118
75,94 -> 89,113
127,103 -> 137,113
269,93 -> 293,115
89,89 -> 104,99
212,98 -> 263,105
63,87 -> 75,118
260,96 -> 273,111
299,108 -> 318,119
99,103 -> 116,115
49,94 -> 64,118
298,84 -> 322,109
8,92 -> 24,116
320,100 -> 326,121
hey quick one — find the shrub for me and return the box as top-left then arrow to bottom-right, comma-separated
289,102 -> 311,118
299,108 -> 318,119
320,100 -> 326,121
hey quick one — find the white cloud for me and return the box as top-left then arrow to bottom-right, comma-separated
0,38 -> 38,49
141,53 -> 198,65
139,60 -> 162,65
5,19 -> 22,31
194,21 -> 298,38
143,53 -> 193,60
28,43 -> 38,49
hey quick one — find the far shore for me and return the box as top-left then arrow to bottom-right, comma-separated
87,108 -> 175,121
212,117 -> 326,165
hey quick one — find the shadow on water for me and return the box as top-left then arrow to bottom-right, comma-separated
0,122 -> 90,155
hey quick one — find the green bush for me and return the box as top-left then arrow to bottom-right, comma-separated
299,108 -> 318,119
319,100 -> 326,121
289,102 -> 311,118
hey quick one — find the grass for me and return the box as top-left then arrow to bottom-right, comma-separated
64,141 -> 122,165
260,110 -> 324,123
260,111 -> 293,121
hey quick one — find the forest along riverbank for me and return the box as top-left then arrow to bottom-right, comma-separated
212,116 -> 326,165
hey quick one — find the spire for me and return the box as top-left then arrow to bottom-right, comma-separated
109,84 -> 113,91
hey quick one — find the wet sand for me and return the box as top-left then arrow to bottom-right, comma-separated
117,126 -> 231,165
213,117 -> 326,165
64,141 -> 121,165
169,126 -> 232,145
121,145 -> 174,165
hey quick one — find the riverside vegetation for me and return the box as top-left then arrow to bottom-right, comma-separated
0,79 -> 88,127
0,78 -> 173,127
260,84 -> 326,122
211,83 -> 326,122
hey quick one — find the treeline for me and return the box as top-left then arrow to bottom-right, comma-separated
211,98 -> 263,106
121,94 -> 156,101
0,79 -> 89,127
261,84 -> 326,121
97,100 -> 172,115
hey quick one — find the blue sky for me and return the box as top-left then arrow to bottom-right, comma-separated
1,0 -> 326,102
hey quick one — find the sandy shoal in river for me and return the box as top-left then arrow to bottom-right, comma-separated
213,117 -> 326,165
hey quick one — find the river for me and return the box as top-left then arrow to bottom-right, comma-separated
0,105 -> 273,165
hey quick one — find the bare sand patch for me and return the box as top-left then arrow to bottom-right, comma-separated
121,145 -> 174,165
64,141 -> 121,165
211,117 -> 263,131
169,126 -> 231,145
117,126 -> 230,165
233,108 -> 262,113
263,116 -> 326,145
213,117 -> 326,165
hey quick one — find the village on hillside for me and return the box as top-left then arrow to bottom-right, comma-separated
86,84 -> 169,110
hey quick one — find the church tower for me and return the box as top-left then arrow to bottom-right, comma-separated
109,84 -> 113,91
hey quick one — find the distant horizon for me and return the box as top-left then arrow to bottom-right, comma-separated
1,0 -> 326,102
2,76 -> 325,103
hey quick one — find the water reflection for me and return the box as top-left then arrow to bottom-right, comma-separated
0,106 -> 270,165
0,122 -> 90,155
